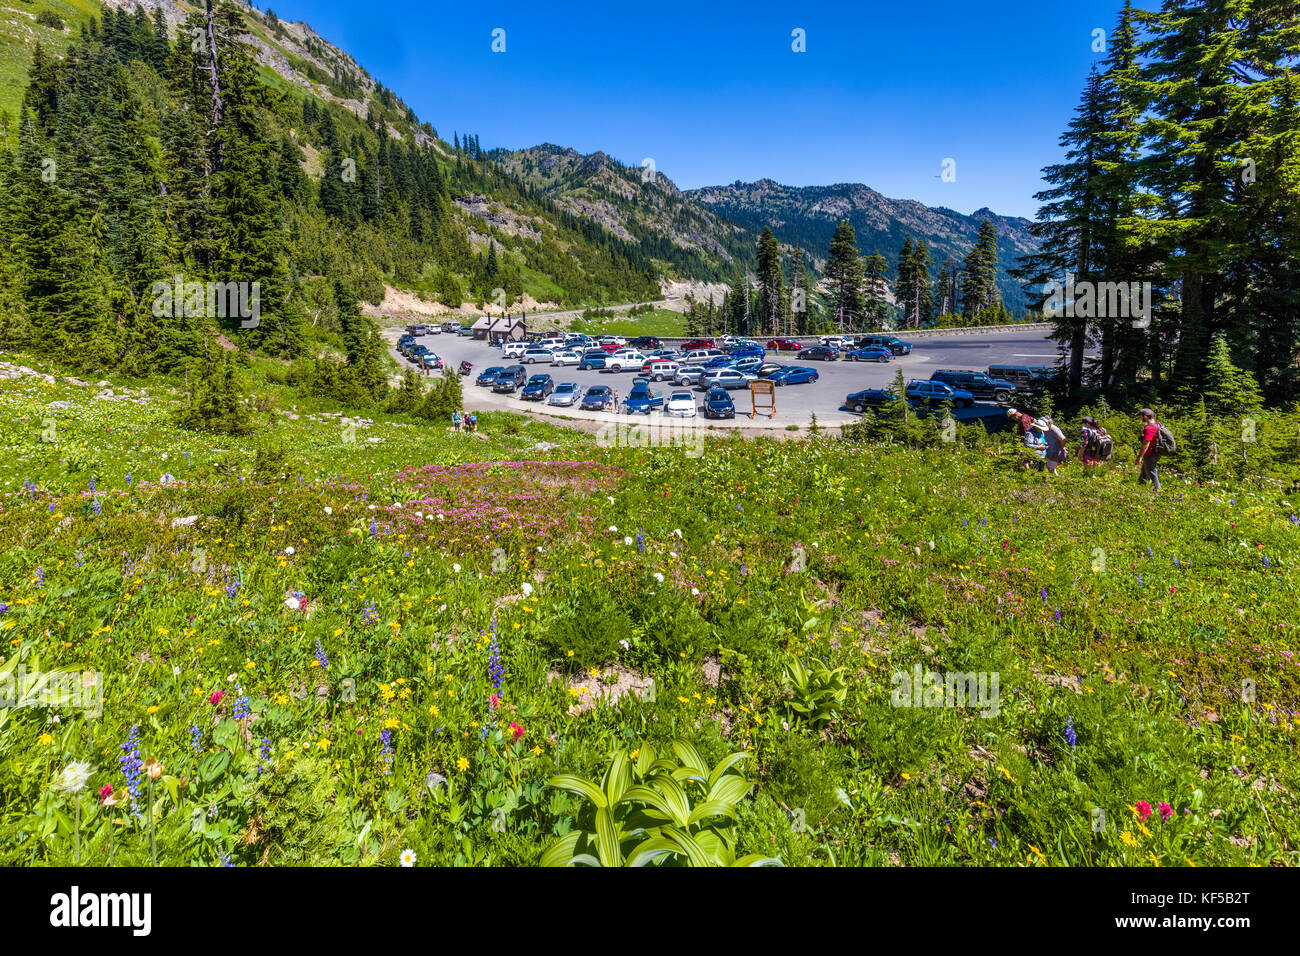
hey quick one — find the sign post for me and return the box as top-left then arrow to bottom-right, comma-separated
749,379 -> 776,419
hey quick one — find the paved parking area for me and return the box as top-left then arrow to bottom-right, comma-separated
384,326 -> 1066,429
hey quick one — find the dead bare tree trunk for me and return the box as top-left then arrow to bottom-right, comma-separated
206,0 -> 225,172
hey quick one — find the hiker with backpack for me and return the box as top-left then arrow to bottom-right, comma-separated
1034,416 -> 1068,474
1137,407 -> 1175,490
1080,416 -> 1114,468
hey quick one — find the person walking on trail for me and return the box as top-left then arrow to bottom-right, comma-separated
1137,407 -> 1171,490
1038,416 -> 1068,475
1080,416 -> 1113,468
468,412 -> 478,433
1006,407 -> 1036,435
452,410 -> 462,432
1024,422 -> 1047,462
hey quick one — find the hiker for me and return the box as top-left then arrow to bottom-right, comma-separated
1040,417 -> 1068,474
1137,407 -> 1174,490
1006,407 -> 1036,435
452,409 -> 462,432
1080,416 -> 1113,468
468,411 -> 478,433
1023,422 -> 1047,462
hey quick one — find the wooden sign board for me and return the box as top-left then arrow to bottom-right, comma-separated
749,379 -> 776,419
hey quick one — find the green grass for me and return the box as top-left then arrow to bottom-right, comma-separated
568,308 -> 686,337
0,349 -> 1296,867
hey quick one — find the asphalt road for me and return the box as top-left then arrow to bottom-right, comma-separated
386,327 -> 1067,429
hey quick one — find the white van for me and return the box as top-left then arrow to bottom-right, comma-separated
538,337 -> 566,351
502,341 -> 528,358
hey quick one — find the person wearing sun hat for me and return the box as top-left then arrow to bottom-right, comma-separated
1036,415 -> 1068,474
1006,407 -> 1036,435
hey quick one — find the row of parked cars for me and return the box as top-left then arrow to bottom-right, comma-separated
472,368 -> 739,419
844,365 -> 1054,413
404,322 -> 470,336
396,333 -> 443,368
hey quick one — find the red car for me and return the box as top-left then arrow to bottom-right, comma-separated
767,338 -> 802,352
600,343 -> 621,353
680,339 -> 715,351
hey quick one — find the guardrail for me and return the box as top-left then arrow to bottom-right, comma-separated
532,323 -> 1054,347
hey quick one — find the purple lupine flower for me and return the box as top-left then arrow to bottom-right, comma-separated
361,601 -> 379,626
1054,607 -> 1061,623
93,498 -> 102,515
1263,555 -> 1270,567
0,603 -> 7,613
369,517 -> 377,535
88,478 -> 95,492
1137,574 -> 1143,587
119,725 -> 143,816
314,639 -> 330,670
35,567 -> 44,585
1064,716 -> 1076,751
636,529 -> 645,553
125,474 -> 131,486
190,724 -> 203,754
380,729 -> 393,774
1145,545 -> 1153,558
257,737 -> 271,775
220,853 -> 234,867
1040,587 -> 1048,603
232,687 -> 250,720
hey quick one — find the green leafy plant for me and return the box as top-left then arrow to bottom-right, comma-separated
541,741 -> 780,867
780,657 -> 848,729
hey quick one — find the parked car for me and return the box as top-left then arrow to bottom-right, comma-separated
501,341 -> 528,359
625,382 -> 665,414
646,349 -> 679,360
820,335 -> 856,350
417,350 -> 443,369
457,325 -> 474,336
699,369 -> 756,390
665,390 -> 697,418
767,338 -> 803,352
548,381 -> 582,406
756,362 -> 784,378
627,336 -> 662,350
580,385 -> 616,411
441,321 -> 461,333
702,355 -> 737,370
644,360 -> 681,382
521,347 -> 555,364
521,374 -> 554,401
550,350 -> 582,366
845,346 -> 893,363
987,365 -> 1057,387
732,357 -> 763,374
597,335 -> 627,347
606,349 -> 648,371
476,366 -> 505,387
801,345 -> 839,361
729,345 -> 766,360
680,339 -> 716,352
702,388 -> 736,419
768,366 -> 820,385
845,388 -> 901,413
492,366 -> 527,392
857,334 -> 913,355
673,366 -> 707,386
578,352 -> 608,371
930,369 -> 1017,403
537,337 -> 566,351
681,348 -> 726,365
906,379 -> 973,408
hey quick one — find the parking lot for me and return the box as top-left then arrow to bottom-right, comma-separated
385,325 -> 1066,430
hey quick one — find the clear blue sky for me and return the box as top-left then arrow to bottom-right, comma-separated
266,0 -> 1155,219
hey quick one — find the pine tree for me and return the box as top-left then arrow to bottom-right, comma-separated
961,220 -> 1000,319
756,227 -> 785,337
824,221 -> 864,332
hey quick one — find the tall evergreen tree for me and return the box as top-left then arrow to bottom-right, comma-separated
824,220 -> 864,332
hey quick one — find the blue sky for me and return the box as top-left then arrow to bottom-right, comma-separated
267,0 -> 1154,219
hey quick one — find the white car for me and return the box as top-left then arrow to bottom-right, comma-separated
597,334 -> 627,347
548,382 -> 582,406
501,341 -> 528,359
606,349 -> 647,371
665,390 -> 697,417
820,335 -> 855,350
538,337 -> 566,351
550,350 -> 581,366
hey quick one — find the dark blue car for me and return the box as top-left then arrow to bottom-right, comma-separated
521,374 -> 554,401
729,345 -> 766,360
476,366 -> 504,387
702,388 -> 735,419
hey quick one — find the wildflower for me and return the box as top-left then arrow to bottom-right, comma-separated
1158,802 -> 1173,823
209,691 -> 223,706
1040,587 -> 1047,603
98,784 -> 115,804
636,529 -> 645,553
1064,717 -> 1076,751
143,757 -> 164,780
508,722 -> 524,741
1135,800 -> 1153,821
52,761 -> 95,794
380,729 -> 394,774
190,724 -> 203,754
456,756 -> 470,772
316,738 -> 331,751
232,688 -> 250,720
119,725 -> 143,815
1053,607 -> 1062,624
399,848 -> 417,867
314,639 -> 330,670
361,601 -> 379,626
258,737 -> 271,775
